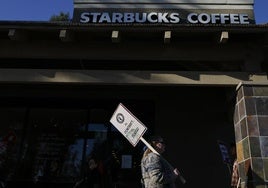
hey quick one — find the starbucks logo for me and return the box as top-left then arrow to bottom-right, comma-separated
116,113 -> 124,124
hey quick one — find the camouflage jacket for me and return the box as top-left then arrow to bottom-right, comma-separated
141,152 -> 177,188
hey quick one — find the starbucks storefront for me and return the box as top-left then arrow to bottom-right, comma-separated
0,0 -> 268,187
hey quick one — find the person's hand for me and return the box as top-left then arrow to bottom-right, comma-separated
88,159 -> 98,170
174,168 -> 180,176
174,168 -> 187,184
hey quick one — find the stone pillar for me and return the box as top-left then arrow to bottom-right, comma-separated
234,83 -> 268,188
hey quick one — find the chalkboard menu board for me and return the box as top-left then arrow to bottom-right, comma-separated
31,131 -> 84,182
22,108 -> 88,183
33,133 -> 66,180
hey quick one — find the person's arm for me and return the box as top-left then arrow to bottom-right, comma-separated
146,153 -> 164,184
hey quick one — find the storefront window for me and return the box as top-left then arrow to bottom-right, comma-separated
21,108 -> 88,183
59,138 -> 84,178
86,123 -> 108,157
1,105 -> 146,187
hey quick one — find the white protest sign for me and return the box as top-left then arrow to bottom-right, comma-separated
110,103 -> 147,146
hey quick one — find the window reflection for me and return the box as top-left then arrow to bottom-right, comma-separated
86,123 -> 108,156
61,139 -> 84,177
85,124 -> 108,160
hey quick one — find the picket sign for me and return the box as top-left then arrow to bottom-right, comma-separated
109,103 -> 157,152
110,103 -> 186,184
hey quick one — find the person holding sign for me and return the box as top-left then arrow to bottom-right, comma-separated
141,136 -> 180,188
110,104 -> 185,187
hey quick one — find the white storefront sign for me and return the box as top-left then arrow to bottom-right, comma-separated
79,12 -> 250,24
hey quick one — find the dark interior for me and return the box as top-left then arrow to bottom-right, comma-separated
0,84 -> 236,188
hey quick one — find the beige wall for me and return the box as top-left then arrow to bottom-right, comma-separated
74,0 -> 254,9
74,0 -> 254,5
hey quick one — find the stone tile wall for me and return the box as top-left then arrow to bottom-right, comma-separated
234,84 -> 268,188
